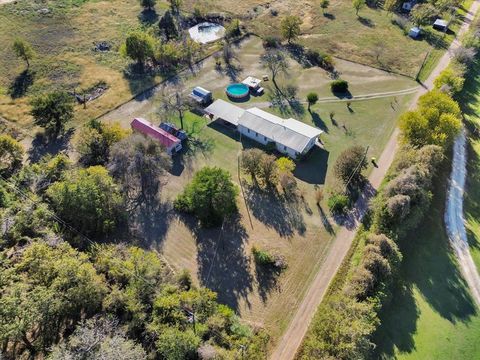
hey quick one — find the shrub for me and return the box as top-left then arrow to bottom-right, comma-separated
252,246 -> 274,265
327,193 -> 350,214
334,145 -> 368,186
225,19 -> 241,38
174,167 -> 238,227
263,35 -> 280,48
346,266 -> 376,300
330,79 -> 349,93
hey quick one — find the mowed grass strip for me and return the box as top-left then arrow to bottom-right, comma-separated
372,171 -> 480,359
460,58 -> 480,273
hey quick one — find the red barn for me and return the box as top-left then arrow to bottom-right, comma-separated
130,118 -> 182,155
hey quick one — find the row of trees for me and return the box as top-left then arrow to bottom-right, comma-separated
241,148 -> 298,195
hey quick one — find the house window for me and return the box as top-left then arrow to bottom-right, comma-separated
255,132 -> 258,137
264,136 -> 267,141
247,129 -> 250,133
283,146 -> 287,151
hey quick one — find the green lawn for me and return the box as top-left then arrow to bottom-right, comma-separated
372,171 -> 480,360
268,94 -> 413,191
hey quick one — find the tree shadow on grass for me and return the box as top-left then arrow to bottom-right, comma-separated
294,147 -> 329,185
373,177 -> 478,357
138,8 -> 159,25
132,200 -> 174,247
28,129 -> 74,163
170,133 -> 215,176
244,185 -> 306,237
255,262 -> 282,303
465,139 -> 480,253
188,215 -> 253,311
9,70 -> 35,99
310,111 -> 329,133
357,16 -> 375,28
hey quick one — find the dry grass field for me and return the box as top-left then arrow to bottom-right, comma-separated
0,0 -> 455,134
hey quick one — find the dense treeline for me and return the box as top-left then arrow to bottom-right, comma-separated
0,127 -> 267,359
300,12 -> 480,360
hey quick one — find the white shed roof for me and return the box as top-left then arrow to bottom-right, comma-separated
204,99 -> 245,126
242,76 -> 262,88
434,19 -> 448,27
238,107 -> 323,153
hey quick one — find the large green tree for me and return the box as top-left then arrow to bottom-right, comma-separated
30,91 -> 74,139
47,166 -> 125,238
0,134 -> 24,177
399,90 -> 462,148
122,31 -> 155,69
0,242 -> 106,355
174,167 -> 238,227
75,119 -> 130,166
334,145 -> 368,186
108,134 -> 171,210
301,294 -> 378,359
280,15 -> 302,43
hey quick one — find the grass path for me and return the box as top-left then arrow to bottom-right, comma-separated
445,129 -> 480,305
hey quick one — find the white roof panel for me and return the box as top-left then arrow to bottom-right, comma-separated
204,99 -> 245,126
238,107 -> 323,153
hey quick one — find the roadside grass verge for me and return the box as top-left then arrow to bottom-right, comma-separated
460,57 -> 480,272
372,168 -> 480,359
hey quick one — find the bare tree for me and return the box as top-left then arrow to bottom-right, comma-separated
261,49 -> 289,91
160,84 -> 193,130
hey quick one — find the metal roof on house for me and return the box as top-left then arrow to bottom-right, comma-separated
131,118 -> 181,149
238,107 -> 323,153
204,99 -> 246,126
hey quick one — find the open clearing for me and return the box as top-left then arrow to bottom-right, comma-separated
99,36 -> 415,344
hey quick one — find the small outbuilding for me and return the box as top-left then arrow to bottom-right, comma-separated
433,19 -> 448,31
189,86 -> 213,105
242,76 -> 264,95
409,26 -> 421,39
131,118 -> 182,155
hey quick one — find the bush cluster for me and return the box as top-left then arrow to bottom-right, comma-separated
330,79 -> 349,93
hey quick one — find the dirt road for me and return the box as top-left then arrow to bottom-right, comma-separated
269,1 -> 480,359
445,129 -> 480,306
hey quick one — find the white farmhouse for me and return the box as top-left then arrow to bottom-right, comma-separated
205,99 -> 323,159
